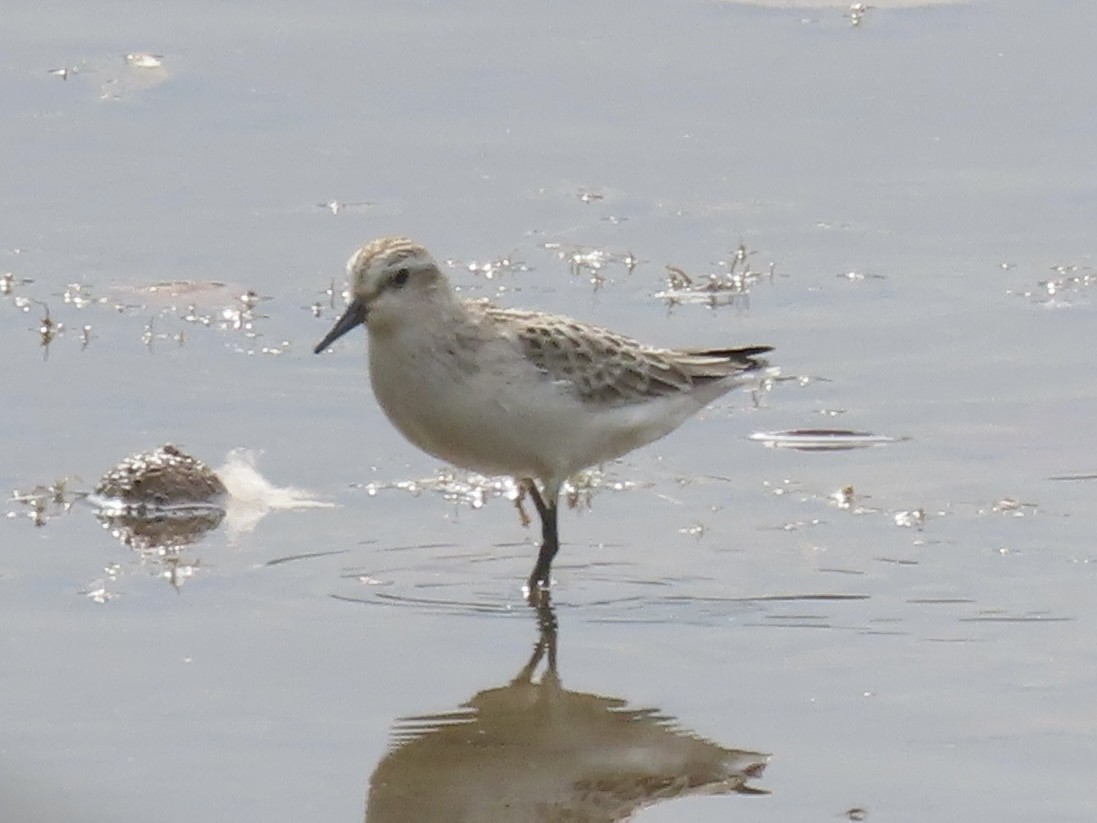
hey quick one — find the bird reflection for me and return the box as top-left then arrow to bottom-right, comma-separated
366,597 -> 769,822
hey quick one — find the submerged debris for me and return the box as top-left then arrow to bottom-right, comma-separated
893,509 -> 926,530
1048,472 -> 1097,482
827,485 -> 882,516
358,468 -> 520,510
8,480 -> 81,527
838,270 -> 886,281
542,243 -> 643,286
9,446 -> 327,596
124,52 -> 164,69
831,485 -> 856,509
1008,262 -> 1096,305
656,244 -> 777,308
750,430 -> 902,451
846,3 -> 874,27
91,446 -> 223,587
444,252 -> 530,280
317,199 -> 373,215
94,444 -> 226,511
356,466 -> 635,518
62,282 -> 102,308
990,498 -> 1037,516
36,301 -> 62,355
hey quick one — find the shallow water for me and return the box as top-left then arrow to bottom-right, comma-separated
3,1 -> 1097,821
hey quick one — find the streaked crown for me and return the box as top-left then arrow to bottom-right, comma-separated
347,236 -> 441,300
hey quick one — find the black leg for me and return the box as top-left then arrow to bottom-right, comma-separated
513,591 -> 559,685
525,482 -> 559,593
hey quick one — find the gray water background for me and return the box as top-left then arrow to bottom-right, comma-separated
3,1 -> 1096,820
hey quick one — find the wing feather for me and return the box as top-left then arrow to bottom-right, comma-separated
486,307 -> 771,405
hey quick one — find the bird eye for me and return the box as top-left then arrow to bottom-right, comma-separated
393,268 -> 410,287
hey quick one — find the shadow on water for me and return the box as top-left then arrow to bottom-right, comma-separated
365,597 -> 769,822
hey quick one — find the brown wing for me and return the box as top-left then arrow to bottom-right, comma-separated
489,307 -> 771,405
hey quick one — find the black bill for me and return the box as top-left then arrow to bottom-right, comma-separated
313,297 -> 367,353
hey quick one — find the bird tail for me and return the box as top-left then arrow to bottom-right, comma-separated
686,345 -> 773,372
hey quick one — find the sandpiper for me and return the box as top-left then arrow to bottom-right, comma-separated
315,237 -> 772,592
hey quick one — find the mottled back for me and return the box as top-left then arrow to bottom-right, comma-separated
490,307 -> 771,405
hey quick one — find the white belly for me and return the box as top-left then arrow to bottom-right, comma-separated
369,332 -> 561,478
367,328 -> 719,484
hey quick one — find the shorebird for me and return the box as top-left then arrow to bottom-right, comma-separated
314,236 -> 772,593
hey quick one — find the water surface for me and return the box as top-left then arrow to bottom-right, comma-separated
3,1 -> 1096,821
